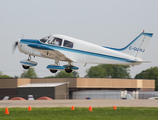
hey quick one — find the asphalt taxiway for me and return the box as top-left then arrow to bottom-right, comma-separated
0,100 -> 158,108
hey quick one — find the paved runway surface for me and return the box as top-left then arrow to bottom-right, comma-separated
0,100 -> 158,108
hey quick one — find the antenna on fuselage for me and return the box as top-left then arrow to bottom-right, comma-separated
89,33 -> 96,41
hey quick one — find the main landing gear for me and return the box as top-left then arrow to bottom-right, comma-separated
47,63 -> 79,74
50,69 -> 58,73
49,66 -> 73,73
47,60 -> 75,73
65,68 -> 73,73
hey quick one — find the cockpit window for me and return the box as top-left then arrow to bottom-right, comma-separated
63,40 -> 73,48
39,35 -> 51,43
40,39 -> 47,43
49,37 -> 62,46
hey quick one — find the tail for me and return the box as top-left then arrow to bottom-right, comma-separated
104,31 -> 153,59
3,96 -> 9,100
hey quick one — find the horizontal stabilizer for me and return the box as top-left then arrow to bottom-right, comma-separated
137,61 -> 151,63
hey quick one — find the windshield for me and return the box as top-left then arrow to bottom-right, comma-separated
39,35 -> 51,43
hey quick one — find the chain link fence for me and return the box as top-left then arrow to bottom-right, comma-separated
72,94 -> 121,99
1,92 -> 158,100
72,92 -> 158,99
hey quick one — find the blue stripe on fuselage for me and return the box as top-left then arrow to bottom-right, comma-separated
20,39 -> 137,63
20,39 -> 42,44
28,44 -> 55,51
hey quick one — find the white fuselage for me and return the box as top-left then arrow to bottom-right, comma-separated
18,34 -> 142,65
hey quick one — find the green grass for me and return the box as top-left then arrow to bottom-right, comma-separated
0,107 -> 158,120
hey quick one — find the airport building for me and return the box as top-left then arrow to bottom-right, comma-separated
0,78 -> 155,100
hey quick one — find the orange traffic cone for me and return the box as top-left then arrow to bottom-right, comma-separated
113,106 -> 116,110
5,108 -> 9,114
89,106 -> 92,111
28,106 -> 32,111
71,106 -> 75,110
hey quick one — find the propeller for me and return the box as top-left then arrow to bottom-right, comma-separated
13,33 -> 24,53
12,41 -> 18,54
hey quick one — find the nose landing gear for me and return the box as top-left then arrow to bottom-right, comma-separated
20,55 -> 38,69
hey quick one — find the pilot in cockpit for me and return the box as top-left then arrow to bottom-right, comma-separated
53,38 -> 60,46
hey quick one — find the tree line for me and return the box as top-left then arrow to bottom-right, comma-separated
0,65 -> 158,90
0,68 -> 79,78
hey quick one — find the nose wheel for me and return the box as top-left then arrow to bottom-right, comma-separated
20,55 -> 38,70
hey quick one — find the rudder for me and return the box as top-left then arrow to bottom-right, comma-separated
103,31 -> 153,59
122,32 -> 153,59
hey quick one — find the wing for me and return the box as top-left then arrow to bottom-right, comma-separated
28,44 -> 73,62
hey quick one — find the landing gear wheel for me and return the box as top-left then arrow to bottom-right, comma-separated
22,65 -> 30,69
50,69 -> 58,73
65,68 -> 72,73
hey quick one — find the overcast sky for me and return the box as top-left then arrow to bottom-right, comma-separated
0,0 -> 158,78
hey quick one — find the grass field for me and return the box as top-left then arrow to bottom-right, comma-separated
0,107 -> 158,120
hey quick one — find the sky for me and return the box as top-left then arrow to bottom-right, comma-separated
0,0 -> 158,78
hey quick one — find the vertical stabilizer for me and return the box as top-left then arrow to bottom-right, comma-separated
122,32 -> 153,59
103,31 -> 153,59
3,96 -> 9,100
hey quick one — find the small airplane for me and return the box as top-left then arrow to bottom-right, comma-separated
13,30 -> 153,73
2,96 -> 9,100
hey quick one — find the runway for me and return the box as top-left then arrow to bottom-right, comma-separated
0,100 -> 158,108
